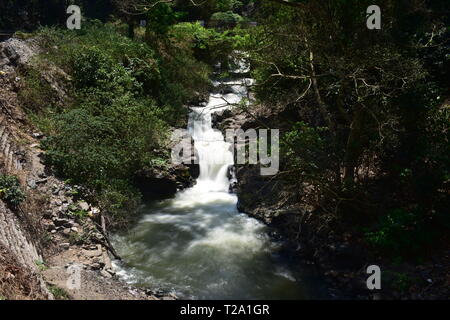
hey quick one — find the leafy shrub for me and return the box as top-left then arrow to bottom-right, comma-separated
0,175 -> 26,208
365,208 -> 437,259
27,25 -> 176,218
210,11 -> 244,28
215,0 -> 244,12
23,21 -> 240,219
170,22 -> 236,65
48,285 -> 70,300
18,67 -> 58,112
282,121 -> 331,177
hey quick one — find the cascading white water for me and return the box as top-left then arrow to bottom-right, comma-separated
111,61 -> 324,299
188,104 -> 234,193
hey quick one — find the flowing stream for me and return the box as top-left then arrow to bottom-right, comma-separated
112,62 -> 327,299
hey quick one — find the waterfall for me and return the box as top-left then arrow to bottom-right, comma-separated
111,58 -> 318,300
188,104 -> 234,193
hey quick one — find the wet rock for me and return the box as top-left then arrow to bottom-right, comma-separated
135,163 -> 198,200
187,91 -> 209,105
211,108 -> 233,127
229,180 -> 238,193
145,288 -> 167,298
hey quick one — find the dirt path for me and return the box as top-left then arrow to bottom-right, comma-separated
42,247 -> 153,300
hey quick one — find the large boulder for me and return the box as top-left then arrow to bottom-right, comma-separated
135,129 -> 200,200
135,164 -> 196,200
0,38 -> 38,71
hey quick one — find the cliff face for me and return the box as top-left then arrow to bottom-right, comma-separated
0,38 -> 52,299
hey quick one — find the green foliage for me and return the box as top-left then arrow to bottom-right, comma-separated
27,23 -> 181,219
365,208 -> 439,259
216,0 -> 244,12
238,0 -> 450,260
0,175 -> 26,208
210,11 -> 244,28
68,209 -> 89,221
68,232 -> 90,245
23,21 -> 223,219
72,48 -> 135,91
42,94 -> 167,217
146,2 -> 185,35
48,284 -> 70,300
18,67 -> 58,113
35,260 -> 48,272
420,103 -> 450,193
384,271 -> 415,292
174,0 -> 248,22
283,122 -> 328,167
145,22 -> 213,112
169,22 -> 236,65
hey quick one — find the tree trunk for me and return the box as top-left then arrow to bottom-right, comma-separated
342,105 -> 366,187
128,20 -> 135,39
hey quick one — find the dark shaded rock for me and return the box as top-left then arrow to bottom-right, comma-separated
135,163 -> 197,200
53,218 -> 70,227
211,108 -> 233,128
187,90 -> 209,105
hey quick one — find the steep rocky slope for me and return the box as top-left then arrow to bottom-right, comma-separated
0,37 -> 174,300
0,38 -> 52,299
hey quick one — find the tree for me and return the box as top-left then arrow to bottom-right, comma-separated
240,0 -> 447,211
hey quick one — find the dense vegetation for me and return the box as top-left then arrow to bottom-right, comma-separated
238,0 -> 449,260
15,3 -> 243,221
6,0 -> 450,264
